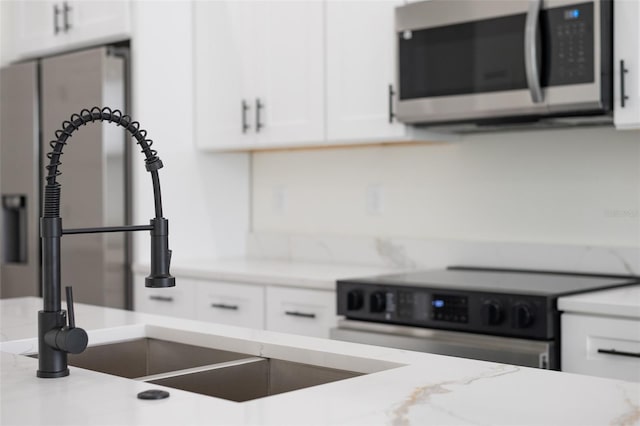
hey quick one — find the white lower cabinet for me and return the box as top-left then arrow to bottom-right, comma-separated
265,286 -> 337,338
195,280 -> 265,329
134,273 -> 337,338
133,274 -> 196,319
562,313 -> 640,382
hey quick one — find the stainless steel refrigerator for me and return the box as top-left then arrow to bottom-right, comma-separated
0,46 -> 131,309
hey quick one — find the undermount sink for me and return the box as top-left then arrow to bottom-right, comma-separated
30,337 -> 367,402
66,338 -> 251,379
147,357 -> 362,402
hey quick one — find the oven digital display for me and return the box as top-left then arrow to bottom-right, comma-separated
431,294 -> 468,323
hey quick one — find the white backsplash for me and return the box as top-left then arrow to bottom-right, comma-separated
247,232 -> 639,275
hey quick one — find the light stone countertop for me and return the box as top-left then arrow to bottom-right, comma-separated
558,284 -> 640,319
133,258 -> 402,290
1,297 -> 639,426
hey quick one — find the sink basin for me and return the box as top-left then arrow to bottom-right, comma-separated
28,336 -> 383,402
67,338 -> 251,379
146,357 -> 362,402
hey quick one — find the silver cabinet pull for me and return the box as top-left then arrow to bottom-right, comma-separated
525,0 -> 543,103
211,303 -> 239,310
149,295 -> 173,302
285,311 -> 316,319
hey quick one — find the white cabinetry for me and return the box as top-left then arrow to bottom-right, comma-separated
133,274 -> 196,319
6,0 -> 130,61
133,268 -> 339,338
562,314 -> 640,382
195,280 -> 265,329
265,286 -> 337,338
194,1 -> 324,151
326,0 -> 407,142
614,0 -> 640,129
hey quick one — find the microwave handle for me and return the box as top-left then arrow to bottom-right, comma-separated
525,0 -> 544,103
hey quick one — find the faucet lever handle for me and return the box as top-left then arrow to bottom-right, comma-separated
65,286 -> 76,328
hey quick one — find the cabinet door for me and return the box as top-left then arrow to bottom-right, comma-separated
266,286 -> 337,338
134,274 -> 196,319
195,280 -> 265,329
8,0 -> 58,60
614,0 -> 640,129
67,0 -> 130,47
194,1 -> 256,150
326,0 -> 407,141
253,1 -> 325,146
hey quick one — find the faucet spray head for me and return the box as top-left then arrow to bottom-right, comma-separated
145,217 -> 175,288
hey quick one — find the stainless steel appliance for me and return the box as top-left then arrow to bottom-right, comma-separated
0,46 -> 131,309
331,267 -> 637,369
394,0 -> 613,130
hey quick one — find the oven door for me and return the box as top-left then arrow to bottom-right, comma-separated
395,0 -> 608,124
330,319 -> 556,369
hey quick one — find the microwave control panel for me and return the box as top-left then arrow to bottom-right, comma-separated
544,2 -> 595,86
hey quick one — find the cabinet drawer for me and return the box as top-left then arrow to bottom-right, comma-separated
266,286 -> 337,338
133,274 -> 196,319
195,280 -> 265,329
562,313 -> 640,382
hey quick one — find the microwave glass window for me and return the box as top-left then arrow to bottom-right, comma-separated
398,13 -> 529,100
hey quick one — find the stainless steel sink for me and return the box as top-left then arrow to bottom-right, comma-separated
30,337 -> 370,401
146,357 -> 363,402
67,338 -> 251,379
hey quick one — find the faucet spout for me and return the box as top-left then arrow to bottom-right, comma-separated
37,107 -> 174,378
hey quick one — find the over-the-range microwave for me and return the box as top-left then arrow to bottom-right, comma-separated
395,0 -> 613,131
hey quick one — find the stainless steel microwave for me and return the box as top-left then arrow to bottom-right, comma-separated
395,0 -> 613,129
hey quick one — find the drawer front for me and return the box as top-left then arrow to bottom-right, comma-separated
133,274 -> 196,319
266,286 -> 337,338
562,313 -> 640,382
195,280 -> 265,329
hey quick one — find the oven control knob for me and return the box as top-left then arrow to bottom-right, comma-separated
370,292 -> 386,313
512,302 -> 534,329
347,290 -> 364,311
481,300 -> 503,325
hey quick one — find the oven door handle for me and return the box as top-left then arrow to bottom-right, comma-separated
525,0 -> 544,104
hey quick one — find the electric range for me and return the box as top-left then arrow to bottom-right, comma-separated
332,267 -> 638,369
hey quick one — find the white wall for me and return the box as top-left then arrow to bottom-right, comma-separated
131,1 -> 250,264
252,127 -> 640,248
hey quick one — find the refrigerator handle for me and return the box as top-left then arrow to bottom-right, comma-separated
2,195 -> 28,264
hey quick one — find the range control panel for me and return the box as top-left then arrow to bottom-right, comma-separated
337,282 -> 554,340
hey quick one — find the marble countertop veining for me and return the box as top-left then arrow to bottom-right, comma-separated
1,297 -> 639,425
133,258 -> 402,290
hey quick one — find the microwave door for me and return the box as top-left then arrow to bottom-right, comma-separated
395,0 -> 549,124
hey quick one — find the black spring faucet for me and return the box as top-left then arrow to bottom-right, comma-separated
38,107 -> 175,378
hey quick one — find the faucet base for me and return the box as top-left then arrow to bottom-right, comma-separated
37,368 -> 69,378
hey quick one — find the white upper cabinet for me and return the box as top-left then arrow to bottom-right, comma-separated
326,0 -> 407,142
194,1 -> 255,150
614,0 -> 640,129
195,1 -> 324,151
6,0 -> 129,61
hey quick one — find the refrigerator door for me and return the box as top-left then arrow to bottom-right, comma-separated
0,61 -> 41,298
41,47 -> 127,308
